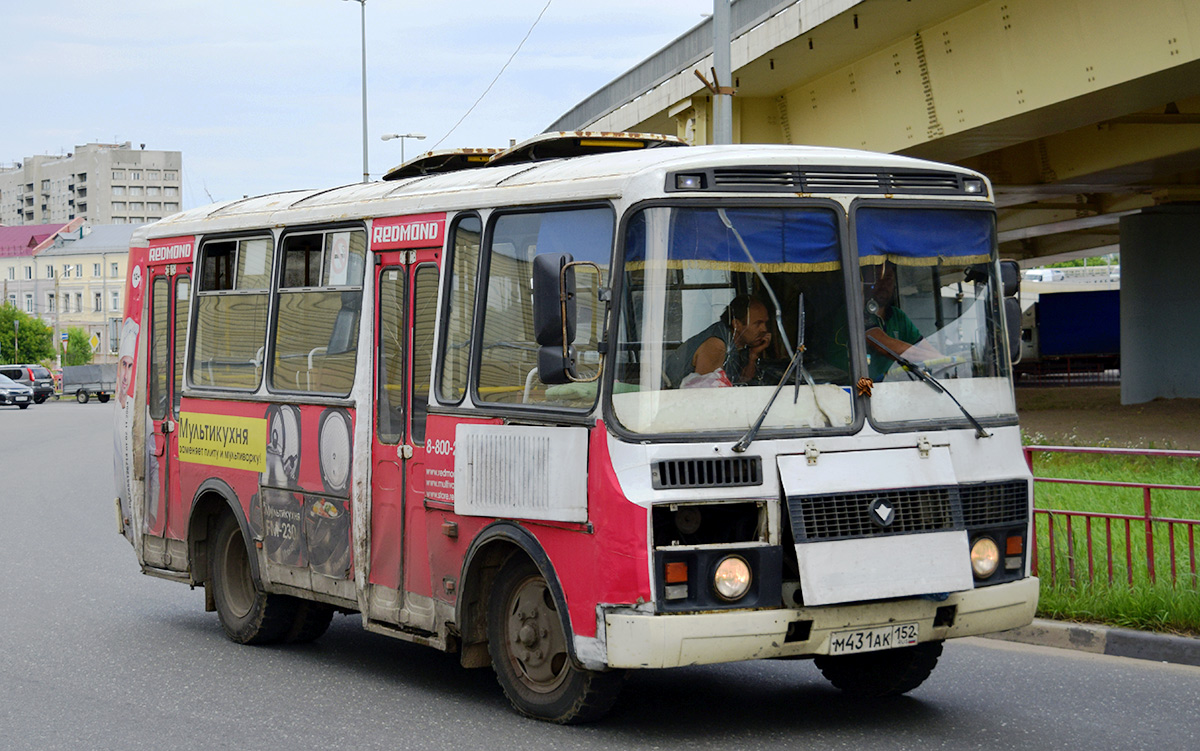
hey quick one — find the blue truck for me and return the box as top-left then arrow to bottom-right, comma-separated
1017,289 -> 1119,378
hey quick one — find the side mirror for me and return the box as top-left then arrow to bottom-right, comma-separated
964,262 -> 989,285
532,253 -> 577,384
1005,297 -> 1022,364
998,259 -> 1020,297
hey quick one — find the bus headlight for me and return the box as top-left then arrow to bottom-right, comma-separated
713,555 -> 752,601
970,537 -> 1001,578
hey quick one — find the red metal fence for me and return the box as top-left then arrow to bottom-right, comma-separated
1024,446 -> 1200,588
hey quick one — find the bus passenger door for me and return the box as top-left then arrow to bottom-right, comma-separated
145,264 -> 192,542
368,249 -> 440,609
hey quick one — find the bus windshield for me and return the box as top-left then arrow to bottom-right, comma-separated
610,204 -> 1014,436
853,206 -> 1013,427
612,205 -> 854,435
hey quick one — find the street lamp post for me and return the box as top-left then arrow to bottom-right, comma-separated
381,133 -> 427,164
713,0 -> 733,145
344,0 -> 369,182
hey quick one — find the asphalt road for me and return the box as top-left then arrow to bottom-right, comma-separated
2,399 -> 1198,750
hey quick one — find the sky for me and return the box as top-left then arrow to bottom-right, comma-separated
3,0 -> 712,211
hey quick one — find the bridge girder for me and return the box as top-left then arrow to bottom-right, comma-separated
573,0 -> 1200,264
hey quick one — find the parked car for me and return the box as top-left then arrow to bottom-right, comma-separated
0,373 -> 34,409
0,364 -> 56,404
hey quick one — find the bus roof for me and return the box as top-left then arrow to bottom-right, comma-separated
131,143 -> 989,245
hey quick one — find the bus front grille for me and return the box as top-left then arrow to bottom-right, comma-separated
788,486 -> 960,542
959,480 -> 1029,527
787,480 -> 1029,543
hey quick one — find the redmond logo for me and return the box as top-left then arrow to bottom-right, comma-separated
371,213 -> 446,249
868,497 -> 896,528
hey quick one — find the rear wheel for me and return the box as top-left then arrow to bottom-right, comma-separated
76,390 -> 89,404
814,641 -> 943,697
210,514 -> 296,645
97,393 -> 110,403
34,394 -> 46,404
487,556 -> 624,723
284,600 -> 334,643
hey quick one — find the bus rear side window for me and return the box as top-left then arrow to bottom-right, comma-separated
270,229 -> 366,396
191,237 -> 272,390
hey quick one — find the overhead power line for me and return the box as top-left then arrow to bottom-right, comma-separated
430,0 -> 554,152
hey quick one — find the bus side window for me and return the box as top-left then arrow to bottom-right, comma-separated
437,215 -> 481,404
410,264 -> 438,443
191,236 -> 272,390
271,229 -> 366,396
173,276 -> 190,414
376,268 -> 405,445
477,207 -> 612,407
149,277 -> 169,419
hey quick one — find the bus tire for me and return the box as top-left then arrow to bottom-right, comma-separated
487,556 -> 624,723
814,640 -> 943,697
284,600 -> 334,644
211,513 -> 296,645
76,390 -> 89,404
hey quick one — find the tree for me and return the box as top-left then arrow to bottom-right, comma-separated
0,304 -> 54,364
1049,252 -> 1120,269
59,326 -> 94,366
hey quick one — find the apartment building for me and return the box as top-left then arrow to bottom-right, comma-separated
0,141 -> 182,226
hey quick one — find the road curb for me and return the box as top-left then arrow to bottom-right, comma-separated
984,619 -> 1200,667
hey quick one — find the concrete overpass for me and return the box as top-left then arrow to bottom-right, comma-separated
551,0 -> 1200,403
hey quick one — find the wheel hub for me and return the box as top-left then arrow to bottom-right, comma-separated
505,579 -> 569,692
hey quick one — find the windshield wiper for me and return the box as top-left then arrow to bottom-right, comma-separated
732,293 -> 832,453
717,209 -> 794,359
732,346 -> 806,453
866,333 -> 991,439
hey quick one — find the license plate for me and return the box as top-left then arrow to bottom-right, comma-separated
15,395 -> 28,402
828,622 -> 919,655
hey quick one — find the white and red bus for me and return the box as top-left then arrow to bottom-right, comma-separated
115,133 -> 1038,723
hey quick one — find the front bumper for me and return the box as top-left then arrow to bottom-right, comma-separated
602,577 -> 1039,669
0,392 -> 31,405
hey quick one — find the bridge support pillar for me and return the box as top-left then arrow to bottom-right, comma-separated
1119,206 -> 1200,404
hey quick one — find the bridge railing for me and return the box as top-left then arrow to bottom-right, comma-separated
1024,446 -> 1200,588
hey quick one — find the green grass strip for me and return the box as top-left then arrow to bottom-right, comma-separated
1023,437 -> 1200,636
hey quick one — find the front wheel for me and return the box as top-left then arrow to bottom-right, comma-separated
210,514 -> 297,644
814,641 -> 943,697
18,403 -> 29,409
487,557 -> 624,723
76,390 -> 89,404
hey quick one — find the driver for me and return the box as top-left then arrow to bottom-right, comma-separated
665,295 -> 773,387
862,261 -> 940,380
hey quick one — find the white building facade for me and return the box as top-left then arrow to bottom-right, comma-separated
3,224 -> 132,361
0,142 -> 182,226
